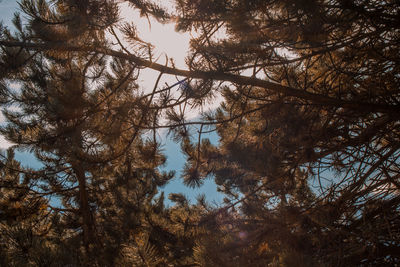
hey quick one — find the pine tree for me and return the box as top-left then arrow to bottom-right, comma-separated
0,1 -> 175,265
1,0 -> 400,266
0,149 -> 71,267
171,0 -> 400,265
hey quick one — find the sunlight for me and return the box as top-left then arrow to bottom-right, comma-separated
117,3 -> 223,123
118,2 -> 190,68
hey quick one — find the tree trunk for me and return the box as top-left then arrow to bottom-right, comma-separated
72,164 -> 96,256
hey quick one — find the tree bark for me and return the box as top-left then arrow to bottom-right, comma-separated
72,163 -> 96,255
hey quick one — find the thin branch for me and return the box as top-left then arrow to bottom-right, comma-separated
1,40 -> 399,114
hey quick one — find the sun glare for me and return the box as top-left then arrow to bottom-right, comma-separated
119,3 -> 190,68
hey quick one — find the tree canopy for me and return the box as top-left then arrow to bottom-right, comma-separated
1,0 -> 400,266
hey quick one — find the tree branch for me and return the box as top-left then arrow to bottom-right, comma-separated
1,40 -> 399,114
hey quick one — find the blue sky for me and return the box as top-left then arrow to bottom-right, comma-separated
0,0 -> 19,26
0,0 -> 224,205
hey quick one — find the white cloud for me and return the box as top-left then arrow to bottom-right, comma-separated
117,2 -> 190,69
0,135 -> 13,149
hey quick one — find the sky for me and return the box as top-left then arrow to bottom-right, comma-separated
0,0 -> 224,205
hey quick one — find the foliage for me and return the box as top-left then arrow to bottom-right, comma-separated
0,0 -> 399,266
173,0 -> 400,265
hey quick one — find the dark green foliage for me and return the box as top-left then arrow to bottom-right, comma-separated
0,1 -> 178,265
1,0 -> 400,266
171,0 -> 400,265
